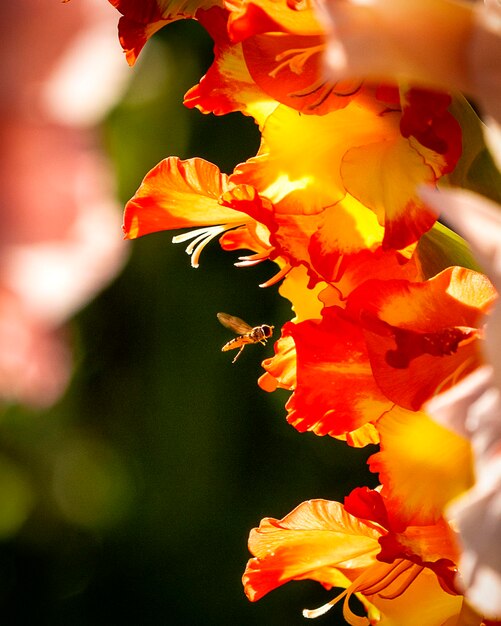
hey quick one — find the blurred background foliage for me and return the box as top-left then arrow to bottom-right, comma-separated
0,19 -> 377,625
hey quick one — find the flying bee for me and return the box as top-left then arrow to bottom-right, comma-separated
217,312 -> 274,363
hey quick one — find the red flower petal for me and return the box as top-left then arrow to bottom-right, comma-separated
400,88 -> 462,174
109,0 -> 219,65
346,267 -> 496,410
286,309 -> 394,439
242,33 -> 362,115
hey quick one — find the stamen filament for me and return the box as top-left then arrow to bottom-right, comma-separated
235,251 -> 270,268
172,227 -> 220,244
359,559 -> 412,595
190,228 -> 227,268
302,559 -> 428,622
377,565 -> 424,600
185,229 -> 222,256
172,224 -> 246,268
303,588 -> 348,619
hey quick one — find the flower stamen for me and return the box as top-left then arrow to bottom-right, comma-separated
234,251 -> 271,268
270,45 -> 324,78
303,559 -> 427,622
358,559 -> 414,595
172,224 -> 245,268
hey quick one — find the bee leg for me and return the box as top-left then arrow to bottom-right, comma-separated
232,345 -> 246,364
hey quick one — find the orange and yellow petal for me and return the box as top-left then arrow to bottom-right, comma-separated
368,410 -> 474,529
258,334 -> 296,392
225,0 -> 322,42
231,96 -> 388,215
243,498 -> 382,602
123,156 -> 247,238
307,195 -> 386,283
184,7 -> 277,121
278,265 -> 325,322
341,131 -> 439,250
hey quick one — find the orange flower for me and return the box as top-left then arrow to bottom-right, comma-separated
243,488 -> 474,625
115,1 -> 463,254
260,265 -> 494,445
124,156 -> 275,265
108,4 -> 501,624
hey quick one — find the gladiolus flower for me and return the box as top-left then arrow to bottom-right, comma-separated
103,3 -> 501,624
0,0 -> 129,407
243,488 -> 474,625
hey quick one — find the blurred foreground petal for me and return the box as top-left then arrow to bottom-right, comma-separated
424,187 -> 501,620
0,0 -> 130,406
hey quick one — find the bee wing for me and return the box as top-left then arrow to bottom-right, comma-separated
217,312 -> 253,335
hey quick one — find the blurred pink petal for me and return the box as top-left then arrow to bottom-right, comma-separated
0,0 -> 130,406
0,290 -> 72,408
318,0 -> 501,122
424,187 -> 501,619
427,366 -> 501,620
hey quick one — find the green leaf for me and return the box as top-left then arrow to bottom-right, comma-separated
416,221 -> 482,279
446,95 -> 501,205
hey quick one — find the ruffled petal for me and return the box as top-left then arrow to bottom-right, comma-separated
341,133 -> 439,250
109,0 -> 220,65
258,334 -> 296,392
243,498 -> 382,602
226,0 -> 322,42
184,7 -> 277,121
123,156 -> 247,238
285,308 -> 395,439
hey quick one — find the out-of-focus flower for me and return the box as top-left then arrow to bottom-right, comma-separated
318,0 -> 501,122
0,0 -> 129,406
424,189 -> 501,621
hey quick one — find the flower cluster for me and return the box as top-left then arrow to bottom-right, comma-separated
106,0 -> 501,624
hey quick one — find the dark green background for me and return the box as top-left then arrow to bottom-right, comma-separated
0,21 -> 376,625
